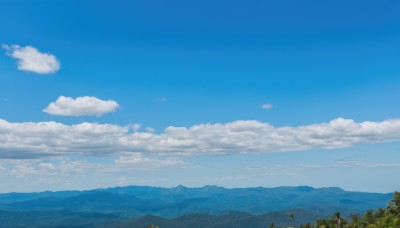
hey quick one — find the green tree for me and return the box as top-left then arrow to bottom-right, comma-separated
388,191 -> 400,215
347,214 -> 361,228
362,209 -> 375,226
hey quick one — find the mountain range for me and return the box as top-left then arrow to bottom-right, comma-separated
0,185 -> 392,227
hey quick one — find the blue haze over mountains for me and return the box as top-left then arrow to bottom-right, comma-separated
0,185 -> 392,227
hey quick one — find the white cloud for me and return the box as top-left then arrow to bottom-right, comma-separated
1,117 -> 400,159
2,44 -> 60,74
115,153 -> 187,169
0,154 -> 189,178
43,96 -> 119,116
261,103 -> 273,110
132,123 -> 142,132
145,127 -> 155,133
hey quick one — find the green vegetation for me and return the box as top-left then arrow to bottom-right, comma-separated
292,192 -> 400,228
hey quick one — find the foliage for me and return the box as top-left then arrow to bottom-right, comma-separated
146,225 -> 159,228
297,192 -> 400,228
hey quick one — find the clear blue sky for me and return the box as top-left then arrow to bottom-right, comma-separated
0,0 -> 399,193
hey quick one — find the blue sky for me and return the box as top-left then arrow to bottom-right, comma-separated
0,0 -> 400,193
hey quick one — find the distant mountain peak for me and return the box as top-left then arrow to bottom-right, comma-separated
296,186 -> 315,192
202,185 -> 224,190
173,185 -> 187,191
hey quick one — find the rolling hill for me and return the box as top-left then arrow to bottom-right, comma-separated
0,185 -> 392,227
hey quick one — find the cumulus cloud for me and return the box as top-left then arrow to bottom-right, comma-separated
2,44 -> 60,74
261,103 -> 273,110
1,118 -> 400,159
43,96 -> 119,116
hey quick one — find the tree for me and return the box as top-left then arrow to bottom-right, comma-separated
296,192 -> 400,228
334,212 -> 341,228
348,214 -> 361,228
362,209 -> 375,226
388,191 -> 400,215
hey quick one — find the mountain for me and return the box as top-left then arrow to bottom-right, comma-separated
0,209 -> 122,228
0,185 -> 391,219
0,185 -> 394,227
111,209 -> 322,228
0,209 -> 324,228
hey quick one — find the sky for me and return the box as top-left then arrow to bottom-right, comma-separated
0,0 -> 400,193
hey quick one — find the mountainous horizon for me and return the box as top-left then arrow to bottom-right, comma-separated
0,184 -> 392,195
0,185 -> 391,215
0,185 -> 394,227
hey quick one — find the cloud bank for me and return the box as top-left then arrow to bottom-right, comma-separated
43,96 -> 119,116
2,154 -> 187,179
1,118 -> 400,159
2,44 -> 60,74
